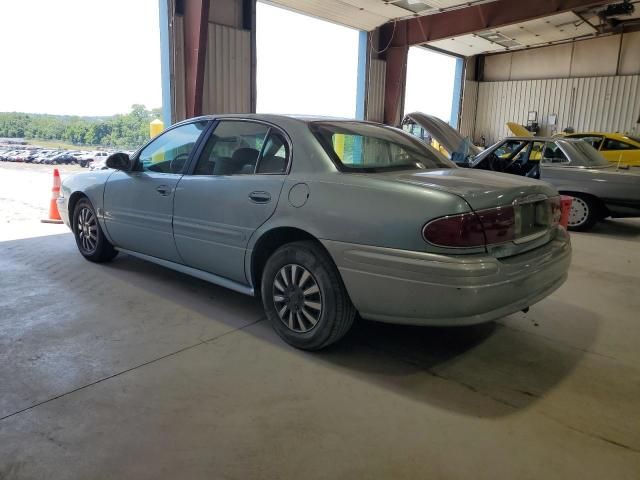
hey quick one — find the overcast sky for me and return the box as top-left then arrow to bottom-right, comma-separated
0,0 -> 162,116
0,1 -> 454,121
404,47 -> 456,122
256,2 -> 359,118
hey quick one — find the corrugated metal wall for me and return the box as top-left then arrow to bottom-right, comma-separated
202,23 -> 252,114
459,80 -> 478,139
474,75 -> 640,144
366,59 -> 386,123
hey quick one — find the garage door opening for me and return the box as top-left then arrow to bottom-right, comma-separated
256,2 -> 359,118
404,47 -> 461,127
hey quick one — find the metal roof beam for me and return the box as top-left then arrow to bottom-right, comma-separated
381,0 -> 615,47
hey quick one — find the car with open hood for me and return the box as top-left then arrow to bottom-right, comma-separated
403,112 -> 640,231
58,114 -> 570,350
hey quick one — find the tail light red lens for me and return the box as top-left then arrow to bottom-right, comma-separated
423,206 -> 516,248
422,212 -> 485,248
549,196 -> 562,227
424,197 -> 561,249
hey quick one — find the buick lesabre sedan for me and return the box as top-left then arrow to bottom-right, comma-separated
58,115 -> 571,350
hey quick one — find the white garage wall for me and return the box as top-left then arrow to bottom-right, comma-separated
366,58 -> 386,123
459,80 -> 478,139
473,75 -> 640,144
202,23 -> 252,114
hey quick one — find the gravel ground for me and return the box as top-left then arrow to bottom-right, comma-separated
0,163 -> 84,224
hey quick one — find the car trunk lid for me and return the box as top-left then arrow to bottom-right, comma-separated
374,168 -> 561,257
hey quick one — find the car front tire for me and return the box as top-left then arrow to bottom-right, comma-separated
72,198 -> 118,263
261,241 -> 356,350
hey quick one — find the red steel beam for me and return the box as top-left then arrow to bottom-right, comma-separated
383,22 -> 408,126
184,0 -> 210,118
380,0 -> 614,125
381,0 -> 613,47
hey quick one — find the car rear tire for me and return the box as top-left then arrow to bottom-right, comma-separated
261,241 -> 356,350
72,198 -> 118,263
567,194 -> 599,232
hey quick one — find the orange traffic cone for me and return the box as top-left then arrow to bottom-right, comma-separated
41,168 -> 64,224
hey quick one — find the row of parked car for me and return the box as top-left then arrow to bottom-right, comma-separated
0,146 -> 115,168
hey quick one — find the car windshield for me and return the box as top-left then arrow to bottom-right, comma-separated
558,140 -> 611,167
310,121 -> 454,172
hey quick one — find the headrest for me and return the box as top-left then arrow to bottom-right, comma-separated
231,148 -> 259,166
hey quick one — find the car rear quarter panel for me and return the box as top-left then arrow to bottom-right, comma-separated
247,171 -> 480,259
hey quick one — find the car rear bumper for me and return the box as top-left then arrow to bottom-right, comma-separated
322,227 -> 571,326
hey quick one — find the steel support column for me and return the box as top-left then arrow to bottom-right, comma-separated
450,57 -> 464,129
382,21 -> 408,126
184,0 -> 210,118
355,30 -> 368,120
159,0 -> 172,126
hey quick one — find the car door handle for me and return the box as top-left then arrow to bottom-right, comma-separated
249,191 -> 271,203
156,185 -> 171,196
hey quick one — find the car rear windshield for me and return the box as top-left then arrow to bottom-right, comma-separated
559,140 -> 611,167
310,121 -> 454,172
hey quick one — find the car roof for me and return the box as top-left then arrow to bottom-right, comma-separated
174,113 -> 380,127
567,132 -> 638,141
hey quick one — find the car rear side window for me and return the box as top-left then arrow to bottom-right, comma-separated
602,138 -> 635,151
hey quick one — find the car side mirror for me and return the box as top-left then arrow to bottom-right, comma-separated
106,152 -> 131,170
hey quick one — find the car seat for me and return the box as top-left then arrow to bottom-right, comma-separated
213,147 -> 259,175
257,154 -> 286,174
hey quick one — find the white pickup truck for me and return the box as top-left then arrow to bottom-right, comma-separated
79,151 -> 109,168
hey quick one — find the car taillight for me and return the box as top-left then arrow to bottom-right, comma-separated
549,195 -> 562,226
423,206 -> 516,248
477,206 -> 516,245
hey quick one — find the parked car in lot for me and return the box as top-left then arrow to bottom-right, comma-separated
58,114 -> 571,350
48,153 -> 77,165
88,158 -> 109,170
403,112 -> 640,231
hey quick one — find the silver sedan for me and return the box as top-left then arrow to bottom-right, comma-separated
58,114 -> 571,350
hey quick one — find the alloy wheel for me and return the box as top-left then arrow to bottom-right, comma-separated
272,264 -> 322,333
77,207 -> 98,253
568,197 -> 589,227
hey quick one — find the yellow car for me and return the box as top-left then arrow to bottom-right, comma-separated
565,133 -> 640,167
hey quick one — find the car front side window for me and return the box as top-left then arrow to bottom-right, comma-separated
137,121 -> 208,174
541,142 -> 570,164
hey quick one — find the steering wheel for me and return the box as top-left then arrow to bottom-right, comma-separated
170,153 -> 190,173
501,155 -> 522,173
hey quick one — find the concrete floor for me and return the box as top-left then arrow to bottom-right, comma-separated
1,215 -> 639,479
